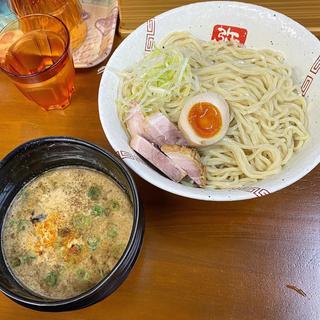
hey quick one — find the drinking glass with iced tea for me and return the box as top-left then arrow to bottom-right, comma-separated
0,14 -> 75,110
8,0 -> 87,50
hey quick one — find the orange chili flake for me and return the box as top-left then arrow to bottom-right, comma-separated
33,213 -> 60,254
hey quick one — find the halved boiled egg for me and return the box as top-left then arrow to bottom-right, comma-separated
178,92 -> 230,146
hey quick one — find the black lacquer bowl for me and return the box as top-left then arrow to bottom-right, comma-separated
0,137 -> 144,311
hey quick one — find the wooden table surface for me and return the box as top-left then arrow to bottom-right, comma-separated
118,0 -> 320,37
1,34 -> 320,320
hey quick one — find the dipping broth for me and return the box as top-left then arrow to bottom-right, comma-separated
1,167 -> 133,299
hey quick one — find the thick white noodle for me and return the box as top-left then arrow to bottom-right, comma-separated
117,32 -> 309,188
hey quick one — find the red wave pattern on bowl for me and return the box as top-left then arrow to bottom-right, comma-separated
301,55 -> 320,96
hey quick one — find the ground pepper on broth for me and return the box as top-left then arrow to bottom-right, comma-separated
2,167 -> 133,299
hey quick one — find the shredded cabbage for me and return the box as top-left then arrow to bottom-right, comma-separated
117,46 -> 195,123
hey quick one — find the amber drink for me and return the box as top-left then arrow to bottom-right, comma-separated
9,0 -> 87,50
0,14 -> 75,110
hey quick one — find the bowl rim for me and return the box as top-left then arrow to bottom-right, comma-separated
98,0 -> 320,201
0,136 -> 141,307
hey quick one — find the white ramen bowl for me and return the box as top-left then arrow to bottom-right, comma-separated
98,1 -> 320,201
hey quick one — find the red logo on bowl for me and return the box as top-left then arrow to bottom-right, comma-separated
212,25 -> 248,44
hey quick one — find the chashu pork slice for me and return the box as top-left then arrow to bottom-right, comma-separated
130,135 -> 186,182
125,106 -> 145,137
161,144 -> 207,187
143,112 -> 189,147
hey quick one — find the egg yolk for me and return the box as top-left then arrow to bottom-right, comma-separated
188,102 -> 222,138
